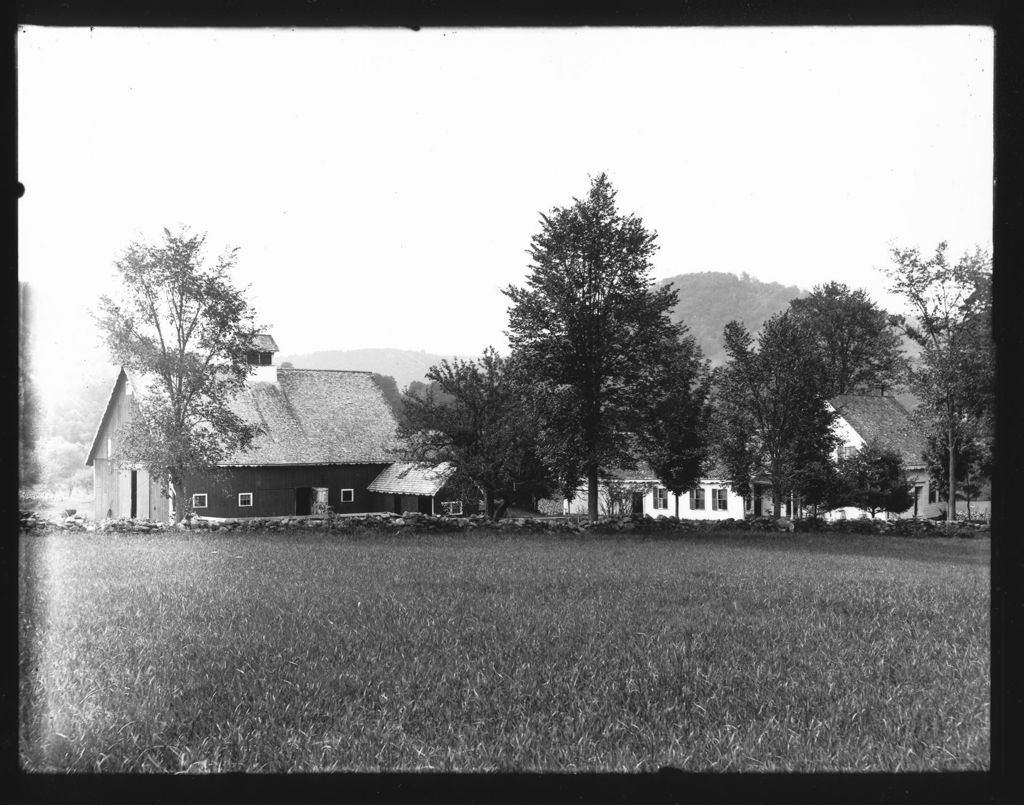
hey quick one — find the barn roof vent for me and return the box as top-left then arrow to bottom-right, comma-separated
248,333 -> 279,384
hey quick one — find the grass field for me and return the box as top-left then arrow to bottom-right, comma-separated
19,529 -> 990,772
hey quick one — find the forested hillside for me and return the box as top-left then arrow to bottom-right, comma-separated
658,272 -> 806,365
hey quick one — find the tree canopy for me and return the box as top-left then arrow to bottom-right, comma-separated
95,227 -> 264,521
885,242 -> 993,523
504,173 -> 701,520
713,312 -> 839,517
398,348 -> 552,518
788,281 -> 907,397
837,440 -> 914,519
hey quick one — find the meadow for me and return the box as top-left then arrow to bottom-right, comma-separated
19,529 -> 990,772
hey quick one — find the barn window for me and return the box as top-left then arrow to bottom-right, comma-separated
238,493 -> 253,507
192,493 -> 208,509
689,487 -> 705,510
653,487 -> 668,509
712,488 -> 728,510
340,488 -> 354,503
441,500 -> 463,515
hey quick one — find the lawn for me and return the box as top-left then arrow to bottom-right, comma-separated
19,529 -> 990,772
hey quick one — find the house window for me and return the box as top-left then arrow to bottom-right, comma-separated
192,493 -> 208,509
238,493 -> 253,507
689,487 -> 705,510
340,489 -> 354,503
928,485 -> 938,504
441,500 -> 463,515
653,487 -> 669,509
712,488 -> 728,511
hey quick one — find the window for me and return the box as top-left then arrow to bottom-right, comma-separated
839,444 -> 860,460
440,500 -> 463,515
712,488 -> 728,511
238,493 -> 253,507
928,485 -> 938,504
653,487 -> 669,509
340,488 -> 354,503
689,487 -> 705,510
192,493 -> 208,509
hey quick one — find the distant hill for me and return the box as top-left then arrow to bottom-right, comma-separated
658,271 -> 806,366
278,347 -> 468,391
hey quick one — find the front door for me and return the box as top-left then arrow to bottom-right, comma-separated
295,487 -> 313,515
631,492 -> 644,515
753,484 -> 763,516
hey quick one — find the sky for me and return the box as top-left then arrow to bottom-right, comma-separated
18,26 -> 993,405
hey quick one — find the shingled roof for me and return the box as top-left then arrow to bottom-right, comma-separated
368,462 -> 456,496
829,394 -> 927,468
251,333 -> 279,352
224,368 -> 398,465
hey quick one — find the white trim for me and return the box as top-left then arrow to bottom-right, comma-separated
238,492 -> 253,507
340,488 -> 355,503
440,500 -> 463,515
192,493 -> 208,509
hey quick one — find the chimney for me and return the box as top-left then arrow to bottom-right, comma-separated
247,333 -> 280,384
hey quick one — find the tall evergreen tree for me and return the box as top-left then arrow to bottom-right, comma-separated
503,174 -> 695,521
714,312 -> 839,518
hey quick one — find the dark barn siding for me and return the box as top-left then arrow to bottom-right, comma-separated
185,464 -> 391,517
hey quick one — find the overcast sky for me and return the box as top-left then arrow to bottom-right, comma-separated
19,26 -> 992,403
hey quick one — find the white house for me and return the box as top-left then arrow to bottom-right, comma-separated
562,462 -> 772,520
826,392 -> 941,520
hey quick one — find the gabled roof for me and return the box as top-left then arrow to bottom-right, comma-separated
87,366 -> 399,467
368,462 -> 457,496
606,460 -> 732,485
224,368 -> 398,465
252,334 -> 279,352
85,367 -> 128,466
829,394 -> 927,468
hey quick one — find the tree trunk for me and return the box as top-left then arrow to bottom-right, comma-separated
485,488 -> 495,519
947,423 -> 956,523
773,493 -> 782,518
674,492 -> 680,519
587,463 -> 600,522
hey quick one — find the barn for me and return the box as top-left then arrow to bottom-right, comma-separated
86,336 -> 453,521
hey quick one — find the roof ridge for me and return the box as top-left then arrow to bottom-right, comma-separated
279,367 -> 375,375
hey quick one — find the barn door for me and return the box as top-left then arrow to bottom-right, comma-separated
312,487 -> 329,515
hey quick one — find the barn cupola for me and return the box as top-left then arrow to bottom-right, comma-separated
247,333 -> 280,384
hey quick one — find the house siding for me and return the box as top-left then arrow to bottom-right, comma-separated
564,479 -> 755,520
184,464 -> 393,518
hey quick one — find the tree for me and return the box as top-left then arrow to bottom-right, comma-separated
95,227 -> 264,523
714,312 -> 839,518
787,281 -> 908,397
923,426 -> 991,520
39,437 -> 87,496
398,348 -> 552,518
504,173 -> 692,521
791,457 -> 843,520
639,334 -> 713,518
837,441 -> 914,519
885,242 -> 993,523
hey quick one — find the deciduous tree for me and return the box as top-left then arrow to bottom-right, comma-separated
714,313 -> 839,518
504,173 -> 694,520
95,227 -> 264,522
788,281 -> 907,396
837,441 -> 914,519
885,242 -> 993,523
398,348 -> 552,518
